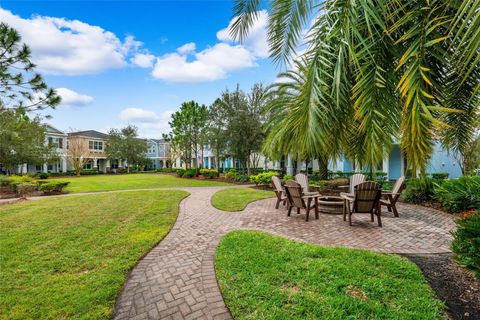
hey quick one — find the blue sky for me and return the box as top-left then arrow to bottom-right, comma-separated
0,0 -> 278,137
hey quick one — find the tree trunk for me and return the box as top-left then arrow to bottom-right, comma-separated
215,149 -> 220,177
318,156 -> 328,180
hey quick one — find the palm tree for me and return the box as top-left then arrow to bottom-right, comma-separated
231,0 -> 480,176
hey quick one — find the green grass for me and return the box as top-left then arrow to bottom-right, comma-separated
55,173 -> 230,193
216,231 -> 445,320
211,187 -> 274,211
0,190 -> 188,320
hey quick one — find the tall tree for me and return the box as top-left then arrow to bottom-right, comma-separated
0,23 -> 60,112
105,125 -> 148,173
231,0 -> 480,177
0,109 -> 55,173
164,101 -> 208,173
225,84 -> 266,175
206,98 -> 229,172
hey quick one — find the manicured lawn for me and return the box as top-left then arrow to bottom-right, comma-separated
216,231 -> 445,320
211,187 -> 274,211
55,173 -> 230,193
0,190 -> 188,319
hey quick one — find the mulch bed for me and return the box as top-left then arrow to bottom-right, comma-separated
405,254 -> 480,320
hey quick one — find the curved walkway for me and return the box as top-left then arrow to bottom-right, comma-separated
113,186 -> 455,320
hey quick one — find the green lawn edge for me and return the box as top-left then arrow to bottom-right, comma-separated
211,187 -> 274,211
52,173 -> 232,193
215,230 -> 445,320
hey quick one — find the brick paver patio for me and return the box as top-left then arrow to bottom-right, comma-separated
113,186 -> 455,320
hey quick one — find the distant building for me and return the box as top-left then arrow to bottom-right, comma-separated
145,139 -> 170,169
16,127 -> 171,174
173,142 -> 462,180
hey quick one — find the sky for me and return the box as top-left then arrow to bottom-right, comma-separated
0,0 -> 279,138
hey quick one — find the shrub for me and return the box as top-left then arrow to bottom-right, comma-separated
225,169 -> 237,180
435,176 -> 480,212
431,172 -> 449,180
9,176 -> 34,192
326,178 -> 349,188
0,176 -> 11,187
451,211 -> 480,276
282,174 -> 294,181
35,172 -> 50,179
183,169 -> 196,178
176,169 -> 185,177
200,169 -> 218,178
38,181 -> 70,193
235,174 -> 250,183
80,170 -> 101,175
403,177 -> 436,203
310,180 -> 330,192
250,171 -> 278,186
381,181 -> 395,191
156,168 -> 176,173
15,183 -> 37,198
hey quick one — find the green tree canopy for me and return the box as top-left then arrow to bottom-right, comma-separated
224,84 -> 267,174
164,101 -> 208,172
105,125 -> 148,173
0,109 -> 55,172
0,23 -> 60,112
232,0 -> 480,176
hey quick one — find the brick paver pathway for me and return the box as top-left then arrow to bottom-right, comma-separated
113,186 -> 455,320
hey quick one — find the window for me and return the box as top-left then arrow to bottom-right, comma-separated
48,137 -> 63,148
89,140 -> 103,151
83,162 -> 92,169
149,145 -> 156,154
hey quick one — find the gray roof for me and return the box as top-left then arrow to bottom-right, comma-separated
69,130 -> 108,139
46,125 -> 64,134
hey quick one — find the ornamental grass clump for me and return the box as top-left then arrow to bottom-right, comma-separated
403,177 -> 436,204
435,176 -> 480,212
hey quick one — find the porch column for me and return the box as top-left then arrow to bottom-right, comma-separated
22,163 -> 28,174
105,160 -> 110,171
297,159 -> 303,173
382,156 -> 389,180
93,158 -> 98,169
62,158 -> 67,173
287,154 -> 293,175
43,163 -> 48,173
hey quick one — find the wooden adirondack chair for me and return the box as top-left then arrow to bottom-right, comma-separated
380,176 -> 405,217
340,173 -> 366,197
295,173 -> 320,196
341,181 -> 382,227
272,176 -> 287,209
284,180 -> 319,221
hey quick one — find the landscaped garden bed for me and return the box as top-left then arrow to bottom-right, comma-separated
406,254 -> 480,319
0,175 -> 70,199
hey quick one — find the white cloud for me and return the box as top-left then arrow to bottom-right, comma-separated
119,108 -> 158,123
152,43 -> 256,83
56,88 -> 94,106
0,8 -> 142,75
118,108 -> 173,138
131,53 -> 155,68
217,10 -> 270,58
177,42 -> 196,55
